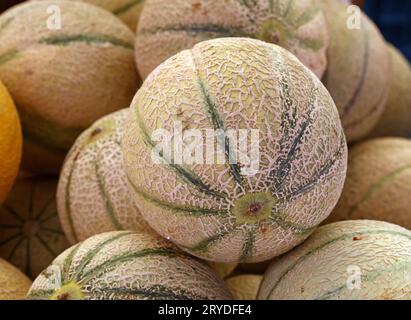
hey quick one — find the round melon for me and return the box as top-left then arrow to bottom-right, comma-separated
208,262 -> 238,279
0,176 -> 69,279
57,109 -> 151,244
326,138 -> 411,229
0,258 -> 32,300
27,231 -> 233,300
0,1 -> 139,174
368,44 -> 411,138
123,38 -> 348,263
317,0 -> 390,142
226,274 -> 262,300
0,80 -> 22,204
33,0 -> 145,32
136,0 -> 329,79
259,220 -> 411,300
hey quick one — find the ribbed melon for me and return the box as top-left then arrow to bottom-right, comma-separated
0,1 -> 139,174
0,258 -> 32,300
0,176 -> 69,279
136,0 -> 329,79
368,44 -> 411,138
123,38 -> 348,263
226,274 -> 262,300
326,138 -> 411,229
33,0 -> 145,32
57,109 -> 151,244
259,220 -> 411,300
317,0 -> 390,142
27,231 -> 233,300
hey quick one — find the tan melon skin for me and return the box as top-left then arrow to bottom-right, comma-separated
33,0 -> 145,32
368,45 -> 411,138
0,258 -> 32,300
0,1 -> 139,174
57,109 -> 151,245
136,0 -> 329,79
123,38 -> 347,263
318,0 -> 390,142
325,138 -> 411,230
28,231 -> 233,300
0,176 -> 69,279
225,274 -> 262,300
259,220 -> 411,300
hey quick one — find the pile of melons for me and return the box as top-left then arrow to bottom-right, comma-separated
0,0 -> 410,300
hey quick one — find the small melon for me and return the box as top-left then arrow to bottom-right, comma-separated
27,231 -> 233,300
57,109 -> 151,245
0,176 -> 69,279
0,1 -> 139,174
326,138 -> 411,229
368,44 -> 411,138
136,0 -> 329,79
0,258 -> 32,300
259,220 -> 411,300
123,38 -> 347,263
226,274 -> 263,300
317,0 -> 390,142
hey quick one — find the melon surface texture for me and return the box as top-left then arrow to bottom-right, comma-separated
28,231 -> 233,300
225,274 -> 262,300
123,38 -> 348,263
326,138 -> 411,229
259,220 -> 411,300
0,1 -> 139,174
0,176 -> 69,279
318,0 -> 390,142
0,258 -> 32,300
58,109 -> 151,244
0,80 -> 22,204
136,0 -> 329,79
368,44 -> 411,138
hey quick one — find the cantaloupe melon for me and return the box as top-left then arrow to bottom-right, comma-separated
0,176 -> 69,279
0,258 -> 32,300
33,0 -> 145,32
326,138 -> 411,229
226,274 -> 262,300
368,44 -> 411,138
57,109 -> 151,244
136,0 -> 329,79
0,1 -> 139,174
27,231 -> 233,300
0,80 -> 22,204
123,38 -> 348,263
317,0 -> 390,142
259,220 -> 411,300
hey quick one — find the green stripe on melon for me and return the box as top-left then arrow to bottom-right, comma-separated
123,38 -> 347,263
326,138 -> 411,230
27,231 -> 233,300
136,0 -> 329,79
259,220 -> 411,300
57,109 -> 151,245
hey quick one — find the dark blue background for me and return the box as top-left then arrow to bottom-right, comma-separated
365,0 -> 411,61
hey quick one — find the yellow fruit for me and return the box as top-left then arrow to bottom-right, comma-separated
259,220 -> 411,300
136,0 -> 329,79
368,44 -> 411,138
326,138 -> 411,229
0,81 -> 22,204
208,262 -> 238,279
225,274 -> 262,300
318,0 -> 390,142
28,231 -> 233,300
57,109 -> 151,244
0,176 -> 69,279
123,38 -> 347,263
0,258 -> 32,300
0,1 -> 139,174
